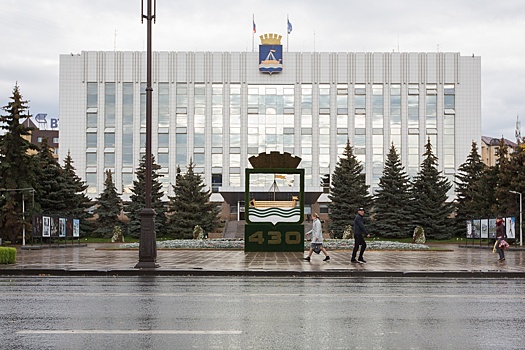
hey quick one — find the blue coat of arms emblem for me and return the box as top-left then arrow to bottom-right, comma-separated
259,34 -> 283,74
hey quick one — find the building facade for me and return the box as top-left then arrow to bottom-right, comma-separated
480,136 -> 517,167
59,49 -> 481,220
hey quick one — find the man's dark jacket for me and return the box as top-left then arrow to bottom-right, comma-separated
353,213 -> 368,236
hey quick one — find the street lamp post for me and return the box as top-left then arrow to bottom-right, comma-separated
135,0 -> 159,268
509,190 -> 523,247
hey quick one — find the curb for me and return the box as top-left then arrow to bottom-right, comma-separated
1,268 -> 524,278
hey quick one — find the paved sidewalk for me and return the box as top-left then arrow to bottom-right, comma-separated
2,242 -> 525,277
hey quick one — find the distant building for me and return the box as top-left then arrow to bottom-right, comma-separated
22,118 -> 59,158
480,136 -> 517,166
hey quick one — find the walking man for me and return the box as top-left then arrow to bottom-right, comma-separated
304,213 -> 330,261
351,207 -> 369,263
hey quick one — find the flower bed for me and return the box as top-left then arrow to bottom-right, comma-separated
120,239 -> 429,251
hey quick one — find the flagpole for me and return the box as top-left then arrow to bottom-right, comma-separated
287,15 -> 289,52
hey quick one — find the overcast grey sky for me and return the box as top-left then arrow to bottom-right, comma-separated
1,0 -> 524,143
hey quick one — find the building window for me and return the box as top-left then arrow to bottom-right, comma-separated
372,84 -> 383,129
390,84 -> 401,150
157,153 -> 169,168
122,83 -> 134,167
104,153 -> 115,168
319,84 -> 330,110
86,173 -> 97,194
86,113 -> 97,128
158,133 -> 169,148
86,153 -> 97,167
302,84 -> 312,116
104,132 -> 115,148
140,82 -> 146,127
444,83 -> 455,115
104,83 -> 116,128
87,83 -> 97,108
86,133 -> 97,148
408,84 -> 419,129
212,173 -> 222,193
122,173 -> 134,194
426,84 -> 437,128
176,133 -> 187,167
158,82 -> 169,127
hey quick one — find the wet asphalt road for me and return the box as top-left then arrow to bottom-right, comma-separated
2,276 -> 525,350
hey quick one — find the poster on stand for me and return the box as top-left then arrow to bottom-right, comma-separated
472,220 -> 481,238
73,219 -> 80,238
42,216 -> 51,237
466,220 -> 473,238
506,217 -> 516,239
480,219 -> 489,238
59,218 -> 66,237
488,218 -> 497,239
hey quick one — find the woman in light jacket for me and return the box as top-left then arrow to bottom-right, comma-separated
304,213 -> 330,261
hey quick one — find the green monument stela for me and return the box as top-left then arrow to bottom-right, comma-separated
244,152 -> 305,252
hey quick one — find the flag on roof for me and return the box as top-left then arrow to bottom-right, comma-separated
287,19 -> 292,34
253,20 -> 256,33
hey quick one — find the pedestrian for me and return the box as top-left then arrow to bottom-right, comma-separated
495,216 -> 507,262
351,207 -> 370,264
304,213 -> 330,261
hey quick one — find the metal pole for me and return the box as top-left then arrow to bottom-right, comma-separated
22,193 -> 25,246
136,0 -> 158,268
510,190 -> 523,247
0,187 -> 33,245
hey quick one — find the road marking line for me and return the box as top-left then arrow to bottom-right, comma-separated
18,330 -> 242,335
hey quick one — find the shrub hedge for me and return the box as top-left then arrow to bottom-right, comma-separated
0,247 -> 16,264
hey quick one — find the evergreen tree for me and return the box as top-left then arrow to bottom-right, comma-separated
125,155 -> 167,238
477,165 -> 499,217
328,140 -> 372,238
410,139 -> 454,239
93,170 -> 122,238
62,151 -> 93,236
454,141 -> 487,233
499,139 -> 525,218
167,161 -> 220,239
0,85 -> 40,242
472,139 -> 509,217
36,137 -> 70,216
494,138 -> 522,216
371,143 -> 413,238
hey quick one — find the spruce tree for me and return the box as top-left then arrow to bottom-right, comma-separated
328,140 -> 372,238
62,151 -> 93,236
125,155 -> 167,238
477,165 -> 499,217
36,137 -> 70,216
410,139 -> 454,239
372,143 -> 413,238
167,161 -> 220,239
93,170 -> 122,238
454,141 -> 487,233
499,139 -> 525,217
0,85 -> 40,242
494,138 -> 523,216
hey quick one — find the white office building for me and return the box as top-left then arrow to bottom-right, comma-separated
59,49 -> 481,220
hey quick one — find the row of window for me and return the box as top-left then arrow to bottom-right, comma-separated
85,82 -> 456,194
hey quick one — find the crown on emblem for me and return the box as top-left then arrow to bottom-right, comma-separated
259,33 -> 282,45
